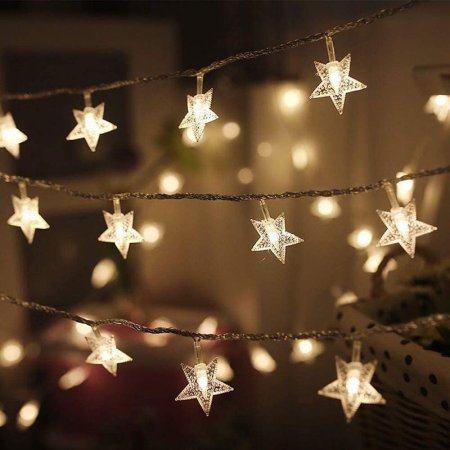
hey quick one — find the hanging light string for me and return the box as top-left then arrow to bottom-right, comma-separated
0,164 -> 447,202
1,292 -> 448,342
0,0 -> 423,102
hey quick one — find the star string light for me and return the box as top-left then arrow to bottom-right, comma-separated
7,182 -> 49,244
318,341 -> 385,422
66,91 -> 117,152
85,327 -> 132,376
179,74 -> 218,142
176,340 -> 233,416
310,36 -> 366,114
251,200 -> 303,263
376,181 -> 436,258
98,198 -> 144,259
0,111 -> 28,158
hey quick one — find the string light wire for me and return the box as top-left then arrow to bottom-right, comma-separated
0,292 -> 448,342
0,0 -> 423,102
0,164 -> 448,202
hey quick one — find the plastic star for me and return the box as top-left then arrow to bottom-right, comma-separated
178,89 -> 218,142
175,358 -> 233,416
0,113 -> 28,158
98,209 -> 143,259
319,356 -> 385,422
8,195 -> 49,243
377,199 -> 436,258
66,103 -> 117,152
251,213 -> 303,263
86,332 -> 132,376
310,54 -> 366,114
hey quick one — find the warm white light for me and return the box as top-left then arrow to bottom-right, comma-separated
159,171 -> 184,194
326,61 -> 342,92
197,316 -> 218,335
396,170 -> 415,205
278,86 -> 306,114
58,366 -> 89,390
290,339 -> 324,363
0,339 -> 24,367
425,95 -> 450,122
310,198 -> 341,219
291,143 -> 310,170
265,219 -> 280,246
335,291 -> 358,307
17,400 -> 40,430
182,127 -> 203,147
140,222 -> 164,249
216,355 -> 234,381
195,363 -> 209,395
74,320 -> 93,336
0,113 -> 28,158
257,142 -> 273,158
144,317 -> 175,347
237,167 -> 254,184
347,228 -> 373,249
392,207 -> 410,239
250,346 -> 276,373
222,122 -> 241,140
346,366 -> 361,397
363,248 -> 398,274
0,408 -> 7,427
91,258 -> 117,289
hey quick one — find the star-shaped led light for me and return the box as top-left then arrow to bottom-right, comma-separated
377,199 -> 436,258
179,88 -> 218,142
66,102 -> 117,152
8,184 -> 49,243
251,200 -> 303,263
175,358 -> 233,416
310,37 -> 366,114
86,331 -> 132,376
0,113 -> 28,158
319,342 -> 385,422
98,199 -> 143,259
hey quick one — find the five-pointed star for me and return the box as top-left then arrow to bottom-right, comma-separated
310,54 -> 366,114
178,88 -> 218,142
8,195 -> 49,243
98,210 -> 143,259
0,113 -> 28,158
175,358 -> 233,416
86,333 -> 132,376
66,103 -> 117,152
377,199 -> 437,258
251,213 -> 303,264
319,356 -> 385,422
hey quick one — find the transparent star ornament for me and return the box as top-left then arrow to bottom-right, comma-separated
85,328 -> 132,376
318,341 -> 386,422
98,198 -> 144,259
179,74 -> 218,142
176,341 -> 233,416
0,112 -> 28,158
377,181 -> 436,258
310,36 -> 366,114
8,182 -> 49,244
251,200 -> 303,263
66,92 -> 117,152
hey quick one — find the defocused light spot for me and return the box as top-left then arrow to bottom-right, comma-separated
159,171 -> 184,194
278,86 -> 306,115
144,317 -> 175,347
257,142 -> 273,158
250,346 -> 276,373
216,355 -> 234,381
396,169 -> 415,205
17,400 -> 39,430
335,291 -> 358,307
363,247 -> 397,274
290,339 -> 324,363
237,168 -> 254,185
347,228 -> 373,249
310,198 -> 341,219
182,127 -> 203,147
222,122 -> 240,140
91,258 -> 117,289
0,339 -> 24,367
197,316 -> 218,335
291,143 -> 310,170
58,366 -> 89,390
424,95 -> 450,122
140,222 -> 164,249
0,408 -> 7,427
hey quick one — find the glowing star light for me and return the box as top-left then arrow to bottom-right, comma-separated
66,92 -> 117,152
377,181 -> 436,258
179,74 -> 218,142
98,198 -> 144,259
251,200 -> 303,263
0,112 -> 28,158
85,328 -> 132,376
176,341 -> 233,416
319,341 -> 385,422
8,182 -> 49,243
310,36 -> 366,114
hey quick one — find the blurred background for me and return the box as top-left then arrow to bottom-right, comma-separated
0,1 -> 448,449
